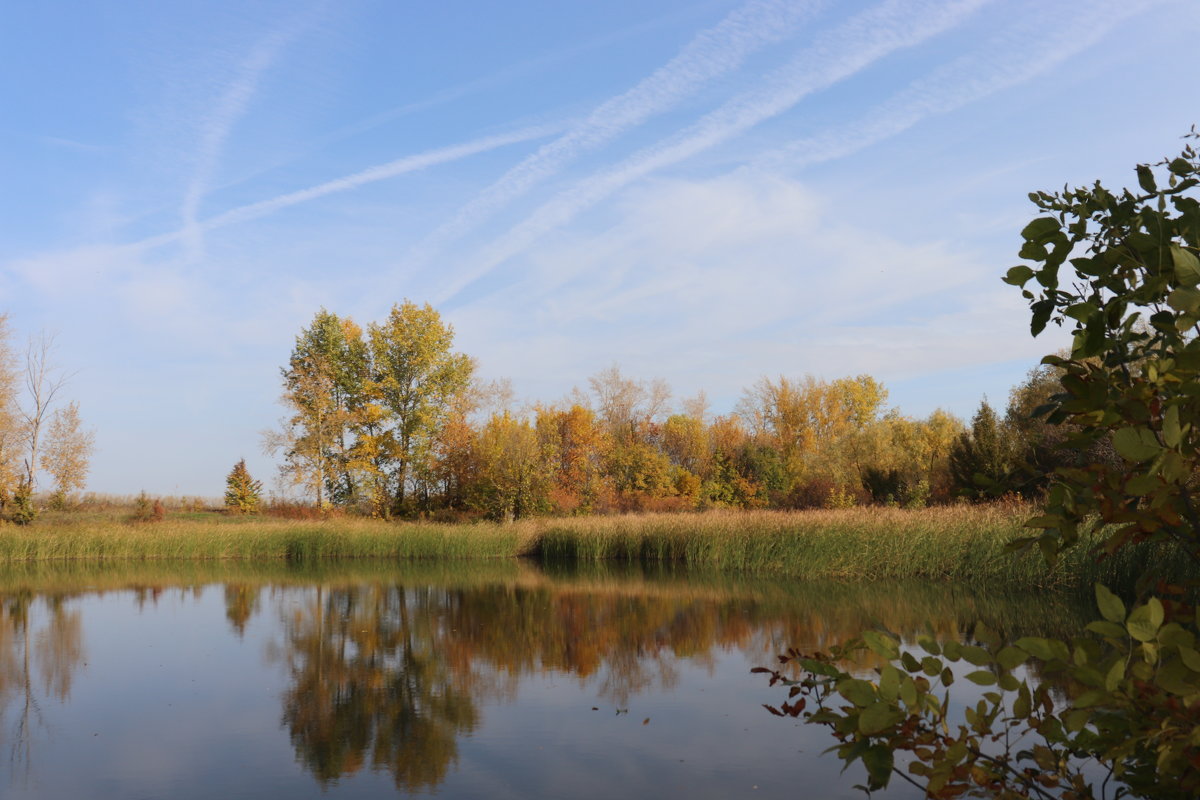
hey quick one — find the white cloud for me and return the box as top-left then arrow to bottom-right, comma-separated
404,0 -> 825,271
178,3 -> 325,260
756,0 -> 1154,172
450,171 -> 1031,412
431,0 -> 992,305
7,244 -> 139,298
134,124 -> 559,253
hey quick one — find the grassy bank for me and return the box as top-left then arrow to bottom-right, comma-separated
1,504 -> 1188,590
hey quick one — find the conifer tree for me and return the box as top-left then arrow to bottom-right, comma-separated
225,459 -> 263,514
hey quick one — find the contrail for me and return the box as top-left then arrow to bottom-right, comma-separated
403,0 -> 825,272
754,0 -> 1156,173
431,0 -> 991,305
135,124 -> 559,250
179,4 -> 324,261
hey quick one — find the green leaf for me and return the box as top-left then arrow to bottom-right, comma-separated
997,646 -> 1029,671
1179,645 -> 1200,673
1014,637 -> 1069,663
1105,658 -> 1125,691
1095,584 -> 1126,624
863,631 -> 899,661
1137,164 -> 1157,193
862,745 -> 894,790
1127,598 -> 1164,642
1064,708 -> 1091,733
959,645 -> 992,666
1086,620 -> 1127,639
839,679 -> 878,708
1173,245 -> 1200,286
1169,157 -> 1193,176
965,670 -> 997,686
859,701 -> 903,735
1013,686 -> 1031,718
1022,217 -> 1060,242
1112,427 -> 1164,462
1064,302 -> 1098,322
1003,265 -> 1035,286
1163,404 -> 1183,448
1126,473 -> 1161,496
1168,286 -> 1200,314
1156,658 -> 1196,696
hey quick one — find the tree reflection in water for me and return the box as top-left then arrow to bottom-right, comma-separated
279,585 -> 480,791
0,561 -> 1091,795
0,593 -> 85,780
273,571 -> 1091,791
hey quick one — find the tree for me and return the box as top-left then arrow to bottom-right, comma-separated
18,332 -> 68,492
225,459 -> 263,514
368,301 -> 473,515
267,310 -> 364,508
469,412 -> 551,521
536,403 -> 609,514
42,401 -> 95,508
948,399 -> 1016,499
0,314 -> 20,510
763,134 -> 1200,798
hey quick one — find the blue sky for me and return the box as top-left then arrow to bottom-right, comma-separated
2,0 -> 1197,496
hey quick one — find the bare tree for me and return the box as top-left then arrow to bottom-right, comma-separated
681,390 -> 710,423
587,364 -> 672,435
19,333 -> 69,491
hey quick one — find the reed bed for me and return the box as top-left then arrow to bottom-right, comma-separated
528,505 -> 1191,591
2,504 -> 1189,591
0,515 -> 525,563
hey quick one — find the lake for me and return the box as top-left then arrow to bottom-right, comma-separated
0,559 -> 1087,799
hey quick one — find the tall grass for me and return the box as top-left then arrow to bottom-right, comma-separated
528,505 -> 1192,591
3,504 -> 1189,591
0,514 -> 526,562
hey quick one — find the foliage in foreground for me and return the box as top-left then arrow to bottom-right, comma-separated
764,135 -> 1200,797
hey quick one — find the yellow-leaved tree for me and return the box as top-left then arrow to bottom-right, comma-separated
42,400 -> 95,508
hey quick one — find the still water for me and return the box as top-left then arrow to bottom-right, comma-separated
0,559 -> 1086,799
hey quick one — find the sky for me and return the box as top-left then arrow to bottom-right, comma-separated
2,0 -> 1198,497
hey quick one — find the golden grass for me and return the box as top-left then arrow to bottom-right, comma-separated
2,503 -> 1184,590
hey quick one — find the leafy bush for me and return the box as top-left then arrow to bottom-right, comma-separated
765,134 -> 1200,798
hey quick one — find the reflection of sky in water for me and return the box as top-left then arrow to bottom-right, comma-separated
0,568 -> 1085,800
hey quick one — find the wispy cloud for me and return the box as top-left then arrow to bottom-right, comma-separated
431,0 -> 991,304
178,4 -> 325,261
754,0 -> 1155,172
136,124 -> 559,251
189,5 -> 717,205
404,0 -> 825,272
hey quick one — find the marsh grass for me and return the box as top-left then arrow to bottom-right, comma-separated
528,504 -> 1191,590
3,504 -> 1190,591
0,511 -> 525,563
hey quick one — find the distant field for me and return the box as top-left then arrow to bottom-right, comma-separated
0,504 -> 1184,591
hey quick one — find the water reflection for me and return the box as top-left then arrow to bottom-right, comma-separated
280,585 -> 480,790
0,594 -> 86,779
0,560 -> 1092,798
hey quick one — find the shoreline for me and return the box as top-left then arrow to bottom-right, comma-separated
0,505 -> 1182,591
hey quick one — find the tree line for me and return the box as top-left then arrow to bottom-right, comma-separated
0,315 -> 94,523
268,301 -> 1061,520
